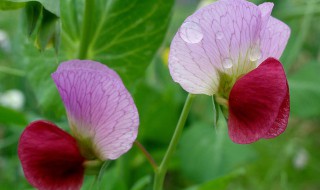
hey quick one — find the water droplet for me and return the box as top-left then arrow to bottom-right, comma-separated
249,47 -> 262,61
216,32 -> 224,40
179,21 -> 203,44
222,58 -> 233,69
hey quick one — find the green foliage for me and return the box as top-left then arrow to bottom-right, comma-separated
11,0 -> 174,120
0,1 -> 25,10
178,122 -> 255,183
61,0 -> 174,88
1,0 -> 60,52
130,175 -> 152,190
186,169 -> 245,190
23,46 -> 65,119
25,2 -> 41,35
81,167 -> 127,190
0,0 -> 320,190
0,105 -> 27,126
16,0 -> 175,120
135,82 -> 181,143
36,8 -> 60,52
289,61 -> 320,118
6,0 -> 59,16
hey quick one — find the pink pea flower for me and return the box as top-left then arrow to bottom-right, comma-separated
18,60 -> 139,190
169,0 -> 290,144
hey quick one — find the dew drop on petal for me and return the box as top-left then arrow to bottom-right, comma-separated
249,47 -> 262,61
179,21 -> 203,44
222,58 -> 233,69
216,32 -> 224,40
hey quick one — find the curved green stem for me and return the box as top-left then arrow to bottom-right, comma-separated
78,0 -> 94,59
85,160 -> 110,190
153,94 -> 195,190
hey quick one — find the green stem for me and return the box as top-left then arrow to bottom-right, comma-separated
84,160 -> 110,190
96,161 -> 110,190
83,159 -> 103,175
77,0 -> 94,59
153,94 -> 195,190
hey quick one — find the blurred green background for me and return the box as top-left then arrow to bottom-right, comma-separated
0,0 -> 320,189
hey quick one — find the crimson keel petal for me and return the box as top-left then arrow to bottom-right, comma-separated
228,58 -> 289,144
18,120 -> 85,190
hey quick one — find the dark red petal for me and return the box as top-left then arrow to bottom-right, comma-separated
18,120 -> 85,190
228,57 -> 289,144
264,82 -> 290,138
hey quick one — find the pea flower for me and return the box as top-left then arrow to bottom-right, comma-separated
169,0 -> 290,143
18,60 -> 139,190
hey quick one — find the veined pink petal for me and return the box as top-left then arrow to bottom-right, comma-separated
258,2 -> 274,30
18,120 -> 84,190
228,58 -> 289,144
259,17 -> 291,62
54,59 -> 121,81
169,0 -> 290,96
169,0 -> 263,95
51,60 -> 139,160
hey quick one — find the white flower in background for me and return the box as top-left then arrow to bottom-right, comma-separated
0,89 -> 25,110
293,148 -> 309,170
0,30 -> 10,51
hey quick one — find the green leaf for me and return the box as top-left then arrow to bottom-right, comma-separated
288,61 -> 320,118
186,169 -> 246,190
0,105 -> 27,126
130,175 -> 151,190
7,0 -> 60,16
25,1 -> 42,36
61,0 -> 174,88
16,0 -> 174,119
36,8 -> 59,51
9,5 -> 62,119
134,82 -> 180,143
23,46 -> 65,119
0,1 -> 25,10
2,1 -> 60,51
178,122 -> 256,183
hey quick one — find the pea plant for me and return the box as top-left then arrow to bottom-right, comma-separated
1,0 -> 320,190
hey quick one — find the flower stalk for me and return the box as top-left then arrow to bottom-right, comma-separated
83,160 -> 104,175
134,141 -> 158,171
153,94 -> 195,190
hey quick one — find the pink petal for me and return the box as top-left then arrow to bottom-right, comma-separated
18,120 -> 84,190
258,2 -> 274,30
228,58 -> 289,144
51,60 -> 139,160
169,0 -> 263,95
259,17 -> 291,62
54,59 -> 121,81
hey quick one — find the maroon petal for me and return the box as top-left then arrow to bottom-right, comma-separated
228,58 -> 289,144
263,82 -> 290,138
18,120 -> 85,190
